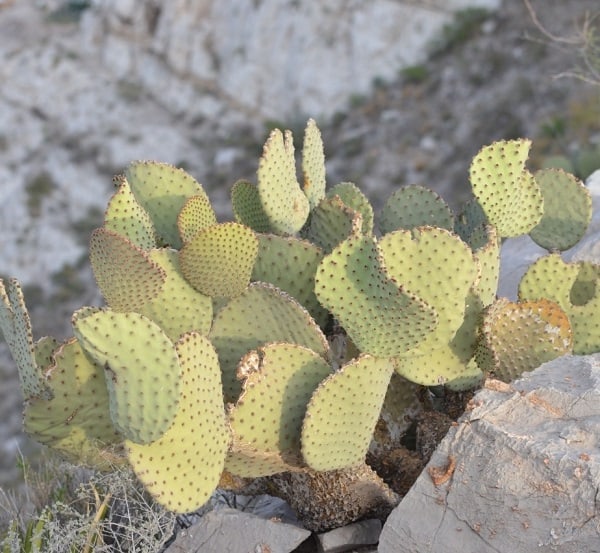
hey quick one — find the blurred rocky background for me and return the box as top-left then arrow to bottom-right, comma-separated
0,0 -> 599,488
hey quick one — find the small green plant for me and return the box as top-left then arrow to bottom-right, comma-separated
0,120 -> 598,535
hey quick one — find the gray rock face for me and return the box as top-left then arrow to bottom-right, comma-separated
378,354 -> 600,553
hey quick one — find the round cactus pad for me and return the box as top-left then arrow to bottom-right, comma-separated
257,128 -> 310,235
179,222 -> 258,298
125,161 -> 209,249
302,118 -> 326,209
89,228 -> 166,312
529,169 -> 591,251
379,185 -> 454,234
72,309 -> 181,444
176,194 -> 217,244
126,332 -> 230,513
226,343 -> 331,477
469,139 -> 543,237
327,182 -> 374,236
231,180 -> 273,233
315,234 -> 438,357
301,355 -> 394,471
209,282 -> 329,402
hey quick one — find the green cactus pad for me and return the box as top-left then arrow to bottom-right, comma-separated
226,343 -> 331,477
140,248 -> 213,341
104,179 -> 158,250
469,139 -> 543,237
127,332 -> 230,513
454,198 -> 489,243
379,227 -> 478,353
0,279 -> 50,400
125,161 -> 208,248
209,282 -> 329,402
301,355 -> 394,471
24,338 -> 123,469
327,182 -> 374,236
529,169 -> 592,251
257,128 -> 310,235
470,224 -> 500,306
303,195 -> 363,253
231,179 -> 273,233
89,228 -> 166,312
315,234 -> 438,357
518,253 -> 578,308
177,194 -> 217,244
476,298 -> 573,382
302,118 -> 326,209
72,309 -> 181,444
179,222 -> 259,298
379,185 -> 454,234
252,234 -> 327,325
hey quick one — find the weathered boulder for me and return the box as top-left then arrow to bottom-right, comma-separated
378,354 -> 600,553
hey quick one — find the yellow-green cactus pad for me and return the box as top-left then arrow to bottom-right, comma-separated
127,332 -> 230,513
126,161 -> 208,249
301,355 -> 394,471
379,185 -> 454,235
529,169 -> 592,252
469,139 -> 543,237
179,222 -> 258,298
476,298 -> 573,382
315,234 -> 438,357
302,118 -> 326,209
518,253 -> 578,308
303,195 -> 363,253
72,309 -> 181,444
24,338 -> 123,469
140,249 -> 213,341
379,227 -> 478,353
0,278 -> 50,400
104,179 -> 158,250
327,182 -> 374,236
89,228 -> 166,312
252,234 -> 327,326
226,343 -> 331,477
257,128 -> 310,235
209,282 -> 329,402
470,224 -> 500,306
231,179 -> 273,233
177,194 -> 217,244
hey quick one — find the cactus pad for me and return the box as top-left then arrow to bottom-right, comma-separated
257,128 -> 310,235
302,118 -> 326,209
209,282 -> 329,402
470,224 -> 500,306
0,279 -> 50,400
89,228 -> 166,312
529,169 -> 591,251
125,161 -> 208,248
231,179 -> 273,233
327,182 -> 374,235
476,298 -> 573,382
126,332 -> 230,512
177,194 -> 217,244
379,185 -> 454,234
301,355 -> 394,471
72,309 -> 181,444
469,139 -> 543,237
179,222 -> 259,298
226,343 -> 331,477
454,198 -> 489,243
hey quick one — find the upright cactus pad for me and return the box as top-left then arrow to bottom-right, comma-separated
379,185 -> 454,234
209,282 -> 329,402
72,309 -> 181,444
454,198 -> 489,243
125,161 -> 209,249
89,228 -> 166,312
302,118 -> 327,209
469,224 -> 500,306
315,234 -> 438,358
301,355 -> 394,471
327,182 -> 374,236
126,333 -> 230,513
226,343 -> 331,477
231,179 -> 273,233
0,279 -> 50,400
258,129 -> 310,235
176,194 -> 218,244
469,139 -> 543,237
179,222 -> 259,298
529,169 -> 592,251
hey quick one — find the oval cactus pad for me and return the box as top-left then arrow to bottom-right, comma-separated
177,194 -> 217,244
327,182 -> 374,236
127,332 -> 230,512
231,179 -> 273,233
301,355 -> 394,471
302,118 -> 327,209
72,309 -> 181,444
